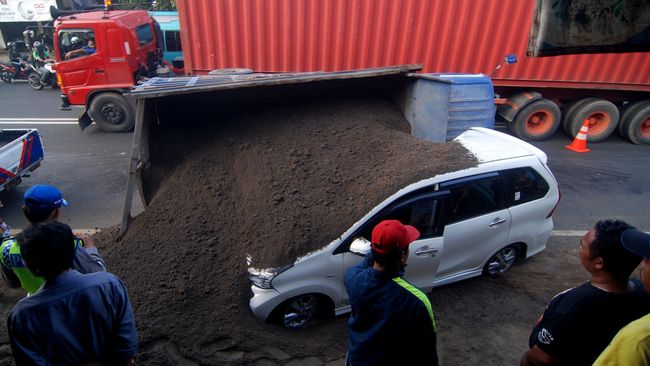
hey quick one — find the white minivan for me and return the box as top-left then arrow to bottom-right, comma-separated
248,128 -> 560,328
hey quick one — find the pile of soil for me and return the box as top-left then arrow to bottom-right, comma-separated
93,97 -> 476,364
0,96 -> 595,365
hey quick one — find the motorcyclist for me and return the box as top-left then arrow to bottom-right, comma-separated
32,41 -> 53,86
31,41 -> 50,67
7,42 -> 23,82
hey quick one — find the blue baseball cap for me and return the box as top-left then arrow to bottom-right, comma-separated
621,229 -> 650,258
23,185 -> 69,210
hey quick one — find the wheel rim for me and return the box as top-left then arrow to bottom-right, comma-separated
641,117 -> 650,138
487,247 -> 517,275
526,109 -> 555,135
283,294 -> 318,329
585,112 -> 611,135
28,75 -> 40,88
101,103 -> 126,124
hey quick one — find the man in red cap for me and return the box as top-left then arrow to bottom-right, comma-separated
344,219 -> 438,366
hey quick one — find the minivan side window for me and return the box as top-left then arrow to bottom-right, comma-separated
444,175 -> 504,224
334,190 -> 447,255
357,196 -> 442,242
136,24 -> 154,45
502,167 -> 549,206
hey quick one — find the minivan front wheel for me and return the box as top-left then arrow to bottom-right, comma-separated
484,245 -> 519,276
273,294 -> 324,329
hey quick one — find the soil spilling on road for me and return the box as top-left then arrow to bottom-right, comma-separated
95,97 -> 477,364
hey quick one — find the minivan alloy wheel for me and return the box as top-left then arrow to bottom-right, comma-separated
282,294 -> 319,329
485,245 -> 518,276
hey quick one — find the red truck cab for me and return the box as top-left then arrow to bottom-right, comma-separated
53,10 -> 163,132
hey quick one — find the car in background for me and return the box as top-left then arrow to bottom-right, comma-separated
248,127 -> 561,328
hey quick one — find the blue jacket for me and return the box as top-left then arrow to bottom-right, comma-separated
344,253 -> 438,366
8,270 -> 137,365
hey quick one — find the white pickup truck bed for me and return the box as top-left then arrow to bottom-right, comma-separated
0,129 -> 45,193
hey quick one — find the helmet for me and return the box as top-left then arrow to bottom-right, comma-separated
33,41 -> 42,49
71,36 -> 81,45
7,42 -> 16,49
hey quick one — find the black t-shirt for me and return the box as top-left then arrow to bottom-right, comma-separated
9,49 -> 21,62
528,280 -> 650,365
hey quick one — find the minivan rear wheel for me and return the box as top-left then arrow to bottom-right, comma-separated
484,245 -> 519,276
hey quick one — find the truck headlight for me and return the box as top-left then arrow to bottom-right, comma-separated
248,265 -> 292,289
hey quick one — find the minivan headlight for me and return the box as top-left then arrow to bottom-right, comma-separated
248,265 -> 292,289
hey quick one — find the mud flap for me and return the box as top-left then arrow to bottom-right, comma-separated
78,111 -> 93,130
496,91 -> 542,122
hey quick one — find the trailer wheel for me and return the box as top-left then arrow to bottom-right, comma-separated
566,99 -> 619,143
619,101 -> 650,137
509,99 -> 560,141
562,98 -> 596,135
623,102 -> 650,145
89,93 -> 135,132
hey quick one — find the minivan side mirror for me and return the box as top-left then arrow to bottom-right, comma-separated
350,237 -> 371,256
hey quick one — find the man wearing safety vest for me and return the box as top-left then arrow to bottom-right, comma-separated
0,185 -> 105,295
344,220 -> 439,366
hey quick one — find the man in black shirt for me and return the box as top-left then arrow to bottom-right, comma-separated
520,219 -> 650,366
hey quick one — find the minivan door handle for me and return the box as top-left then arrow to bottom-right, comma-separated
94,68 -> 104,74
488,218 -> 507,227
414,247 -> 439,257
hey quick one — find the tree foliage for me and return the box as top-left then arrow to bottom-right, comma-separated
112,0 -> 176,11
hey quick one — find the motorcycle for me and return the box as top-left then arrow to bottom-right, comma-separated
29,59 -> 58,90
0,57 -> 34,84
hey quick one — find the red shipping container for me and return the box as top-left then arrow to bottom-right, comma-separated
177,0 -> 650,92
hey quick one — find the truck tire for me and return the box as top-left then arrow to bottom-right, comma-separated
622,102 -> 650,145
89,93 -> 135,132
562,98 -> 596,135
566,99 -> 619,143
619,101 -> 650,137
509,98 -> 560,141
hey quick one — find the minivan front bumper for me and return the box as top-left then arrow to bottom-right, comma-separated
249,285 -> 285,321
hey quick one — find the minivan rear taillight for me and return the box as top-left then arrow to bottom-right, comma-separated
546,188 -> 561,218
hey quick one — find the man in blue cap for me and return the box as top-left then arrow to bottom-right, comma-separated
1,185 -> 106,295
595,229 -> 650,365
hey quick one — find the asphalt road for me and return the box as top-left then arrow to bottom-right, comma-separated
0,79 -> 648,235
0,80 -> 140,231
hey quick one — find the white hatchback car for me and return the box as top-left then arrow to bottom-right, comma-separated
248,128 -> 560,328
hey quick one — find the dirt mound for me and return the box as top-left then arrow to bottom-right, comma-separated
93,97 -> 476,364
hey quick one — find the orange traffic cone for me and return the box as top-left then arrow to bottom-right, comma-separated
565,119 -> 591,153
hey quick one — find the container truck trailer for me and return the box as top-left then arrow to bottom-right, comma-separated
176,0 -> 650,145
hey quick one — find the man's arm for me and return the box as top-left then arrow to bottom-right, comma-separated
111,277 -> 138,360
521,345 -> 561,366
72,235 -> 106,272
64,48 -> 86,59
413,302 -> 439,366
8,313 -> 49,365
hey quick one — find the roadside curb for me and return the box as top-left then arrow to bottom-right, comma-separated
8,228 -> 100,236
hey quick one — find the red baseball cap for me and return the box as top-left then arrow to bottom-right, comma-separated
371,220 -> 421,254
